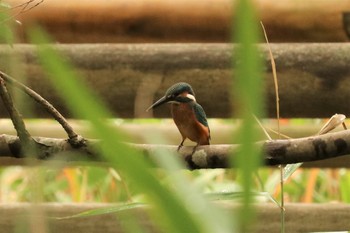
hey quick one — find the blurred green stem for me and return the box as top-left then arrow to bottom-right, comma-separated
233,0 -> 263,231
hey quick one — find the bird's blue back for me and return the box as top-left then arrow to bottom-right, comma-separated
192,102 -> 209,127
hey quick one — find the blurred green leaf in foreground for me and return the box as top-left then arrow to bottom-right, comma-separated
29,27 -> 233,233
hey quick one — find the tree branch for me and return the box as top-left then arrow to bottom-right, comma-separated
0,71 -> 82,146
0,129 -> 350,168
0,78 -> 32,144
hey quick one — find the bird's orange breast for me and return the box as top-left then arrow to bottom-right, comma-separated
171,103 -> 210,145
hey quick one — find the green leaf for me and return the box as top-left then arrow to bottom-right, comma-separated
29,27 -> 233,233
283,163 -> 302,181
0,11 -> 14,45
233,0 -> 264,230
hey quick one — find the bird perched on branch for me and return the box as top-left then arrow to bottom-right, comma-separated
147,82 -> 210,153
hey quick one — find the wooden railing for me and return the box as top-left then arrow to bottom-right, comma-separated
11,0 -> 350,43
1,43 -> 350,118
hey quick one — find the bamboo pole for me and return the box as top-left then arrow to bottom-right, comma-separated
9,0 -> 350,43
0,203 -> 349,233
1,43 -> 350,118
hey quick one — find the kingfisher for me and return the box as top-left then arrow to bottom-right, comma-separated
147,82 -> 210,153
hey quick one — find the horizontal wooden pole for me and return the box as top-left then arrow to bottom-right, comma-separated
1,43 -> 350,118
1,203 -> 349,233
11,0 -> 350,42
0,119 -> 348,168
1,128 -> 350,168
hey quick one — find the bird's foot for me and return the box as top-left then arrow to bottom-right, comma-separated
190,144 -> 199,155
177,139 -> 185,151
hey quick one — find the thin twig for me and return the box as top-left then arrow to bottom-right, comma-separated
253,114 -> 272,140
260,21 -> 284,233
265,127 -> 291,139
342,122 -> 348,130
18,0 -> 44,13
0,71 -> 82,146
0,0 -> 44,25
0,77 -> 31,144
3,0 -> 44,12
260,22 -> 280,136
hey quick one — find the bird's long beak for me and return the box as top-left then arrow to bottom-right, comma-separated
146,96 -> 168,112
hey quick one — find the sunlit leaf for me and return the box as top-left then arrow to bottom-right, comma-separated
317,113 -> 346,135
283,163 -> 302,181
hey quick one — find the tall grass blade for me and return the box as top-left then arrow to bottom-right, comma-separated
260,22 -> 285,232
233,0 -> 263,231
30,27 -> 232,233
0,9 -> 14,45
